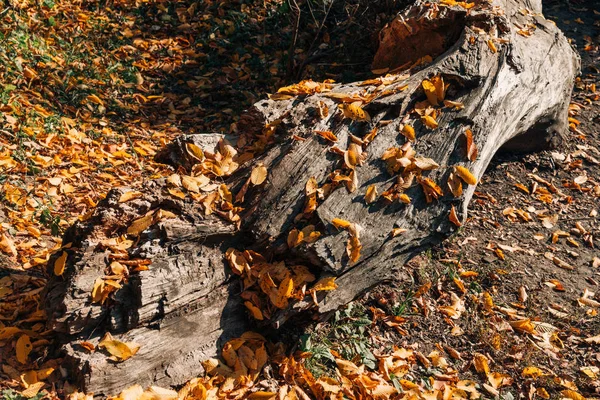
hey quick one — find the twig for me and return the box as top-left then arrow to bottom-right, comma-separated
286,0 -> 302,81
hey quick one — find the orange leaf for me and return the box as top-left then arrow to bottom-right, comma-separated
449,206 -> 462,227
454,166 -> 477,185
16,334 -> 32,364
315,130 -> 338,142
53,251 -> 68,276
464,129 -> 478,161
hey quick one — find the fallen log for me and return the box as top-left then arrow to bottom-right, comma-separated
44,0 -> 579,396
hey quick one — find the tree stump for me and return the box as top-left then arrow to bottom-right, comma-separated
44,0 -> 579,396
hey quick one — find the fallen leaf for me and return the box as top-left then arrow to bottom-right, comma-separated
98,332 -> 140,362
464,129 -> 478,161
455,166 -> 477,185
250,164 -> 268,185
16,334 -> 32,364
186,143 -> 205,161
312,277 -> 337,291
401,125 -> 416,142
449,206 -> 462,227
119,191 -> 143,203
315,130 -> 338,142
365,185 -> 378,204
53,251 -> 68,276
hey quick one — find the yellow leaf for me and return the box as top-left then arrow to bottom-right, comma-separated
21,382 -> 45,398
119,191 -> 143,203
225,248 -> 249,275
247,391 -> 276,400
444,100 -> 464,110
0,233 -> 17,257
127,212 -> 155,236
487,372 -> 512,389
455,166 -> 477,185
336,359 -> 361,376
509,318 -> 535,334
413,157 -> 439,171
401,125 -> 416,142
339,101 -> 371,122
536,388 -> 550,399
312,277 -> 337,291
167,188 -> 186,199
271,277 -> 294,309
561,391 -> 585,400
244,301 -> 264,320
250,164 -> 268,185
98,332 -> 140,362
473,353 -> 490,375
421,115 -> 438,129
344,144 -> 361,169
53,251 -> 68,276
399,194 -> 411,204
522,366 -> 545,378
487,40 -> 498,53
419,178 -> 443,203
86,94 -> 104,106
186,143 -> 205,162
331,218 -> 352,230
36,367 -> 55,380
422,79 -> 439,106
16,334 -> 32,364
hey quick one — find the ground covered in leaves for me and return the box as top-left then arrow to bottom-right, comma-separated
0,0 -> 598,399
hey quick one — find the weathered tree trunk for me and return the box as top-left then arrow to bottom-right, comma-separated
44,0 -> 579,396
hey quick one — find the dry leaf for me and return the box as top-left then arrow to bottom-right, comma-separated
464,129 -> 478,161
454,166 -> 477,185
315,130 -> 338,142
186,143 -> 205,161
401,125 -> 416,142
250,164 -> 268,185
449,206 -> 462,227
421,115 -> 438,129
53,251 -> 68,276
119,191 -> 143,203
473,353 -> 490,375
365,185 -> 378,204
98,332 -> 140,362
312,277 -> 337,291
331,218 -> 352,230
16,334 -> 32,364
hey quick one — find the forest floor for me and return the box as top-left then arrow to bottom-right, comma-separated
0,0 -> 598,399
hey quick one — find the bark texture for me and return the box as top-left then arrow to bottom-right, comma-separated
44,0 -> 579,396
